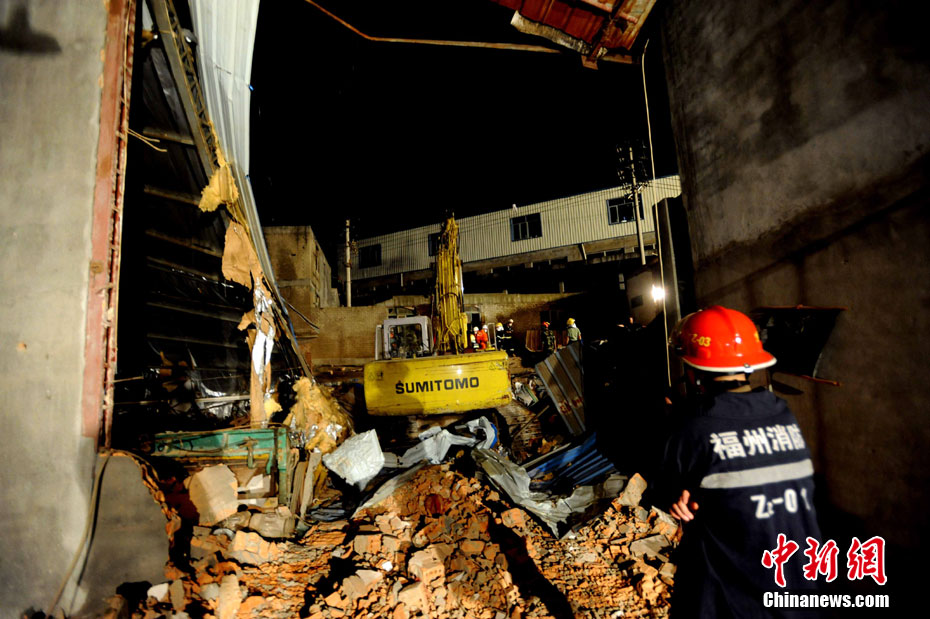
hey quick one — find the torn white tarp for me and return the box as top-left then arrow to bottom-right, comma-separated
252,324 -> 274,377
472,448 -> 615,536
323,429 -> 385,488
399,427 -> 473,468
251,287 -> 274,377
397,417 -> 497,468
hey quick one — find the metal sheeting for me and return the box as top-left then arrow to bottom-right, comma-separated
534,341 -> 586,436
524,433 -> 617,492
189,0 -> 280,290
490,0 -> 656,51
350,176 -> 681,280
189,0 -> 308,379
189,0 -> 259,175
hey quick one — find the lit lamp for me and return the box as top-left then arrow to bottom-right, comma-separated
651,284 -> 665,303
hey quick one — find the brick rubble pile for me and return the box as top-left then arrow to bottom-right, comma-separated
127,463 -> 678,618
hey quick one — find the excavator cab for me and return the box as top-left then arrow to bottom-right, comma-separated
376,316 -> 432,360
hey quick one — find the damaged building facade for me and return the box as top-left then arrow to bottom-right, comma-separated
342,176 -> 682,304
1,0 -> 928,616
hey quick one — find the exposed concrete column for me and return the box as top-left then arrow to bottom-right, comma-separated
0,1 -> 110,613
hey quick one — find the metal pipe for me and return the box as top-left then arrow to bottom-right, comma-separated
144,229 -> 223,257
641,39 -> 671,388
143,184 -> 201,205
147,333 -> 244,349
282,298 -> 320,330
141,126 -> 195,145
630,146 -> 646,266
303,0 -> 632,64
345,219 -> 352,307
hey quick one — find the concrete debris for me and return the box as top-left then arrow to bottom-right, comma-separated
218,510 -> 252,531
199,582 -> 220,601
286,464 -> 672,617
123,461 -> 677,618
615,473 -> 648,507
249,508 -> 296,539
169,578 -> 186,610
224,530 -> 281,565
215,574 -> 241,619
146,582 -> 168,602
187,465 -> 238,526
629,534 -> 671,558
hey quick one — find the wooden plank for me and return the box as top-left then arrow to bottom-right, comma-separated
299,452 -> 323,519
289,459 -> 307,515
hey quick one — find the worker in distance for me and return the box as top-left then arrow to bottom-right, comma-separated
659,306 -> 823,618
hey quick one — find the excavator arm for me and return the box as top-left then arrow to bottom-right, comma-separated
432,217 -> 469,354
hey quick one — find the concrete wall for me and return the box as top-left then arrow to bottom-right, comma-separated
461,292 -> 580,341
662,0 -> 930,567
0,1 -> 109,614
264,225 -> 339,322
307,293 -> 581,366
306,305 -> 390,366
388,292 -> 583,342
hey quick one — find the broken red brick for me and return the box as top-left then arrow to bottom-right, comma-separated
353,533 -> 382,555
324,590 -> 344,609
425,493 -> 451,516
308,530 -> 346,547
500,508 -> 526,529
408,548 -> 445,584
460,539 -> 485,555
397,582 -> 426,610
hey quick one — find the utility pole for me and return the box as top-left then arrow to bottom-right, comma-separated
345,219 -> 352,307
629,146 -> 646,266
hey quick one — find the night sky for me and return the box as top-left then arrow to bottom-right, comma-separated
249,0 -> 677,263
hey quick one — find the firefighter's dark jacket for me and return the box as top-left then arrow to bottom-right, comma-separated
658,389 -> 822,618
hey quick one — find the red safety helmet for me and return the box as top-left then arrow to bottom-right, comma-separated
671,306 -> 775,373
542,322 -> 550,328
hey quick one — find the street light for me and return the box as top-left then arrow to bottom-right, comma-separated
651,284 -> 665,303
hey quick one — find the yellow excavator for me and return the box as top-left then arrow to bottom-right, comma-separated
363,217 -> 511,416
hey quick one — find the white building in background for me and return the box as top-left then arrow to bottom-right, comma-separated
344,176 -> 681,290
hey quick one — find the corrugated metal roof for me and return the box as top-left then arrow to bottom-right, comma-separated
490,0 -> 657,52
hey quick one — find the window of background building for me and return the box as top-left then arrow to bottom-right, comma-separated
607,196 -> 645,224
428,232 -> 441,257
511,213 -> 542,241
359,244 -> 381,268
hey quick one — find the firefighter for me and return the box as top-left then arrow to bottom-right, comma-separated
476,324 -> 490,350
503,318 -> 516,355
495,322 -> 505,350
566,317 -> 582,343
660,306 -> 823,618
541,321 -> 556,356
